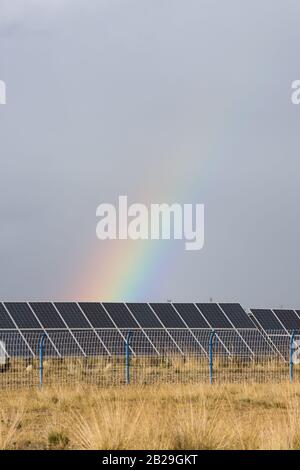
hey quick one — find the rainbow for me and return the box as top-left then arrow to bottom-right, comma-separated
69,138 -> 215,301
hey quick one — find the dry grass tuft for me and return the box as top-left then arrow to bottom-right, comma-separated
0,382 -> 300,449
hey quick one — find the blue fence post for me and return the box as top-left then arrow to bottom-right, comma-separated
39,333 -> 46,388
125,331 -> 133,385
290,330 -> 296,384
209,330 -> 216,385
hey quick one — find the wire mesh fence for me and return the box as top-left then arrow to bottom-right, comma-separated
0,329 -> 298,389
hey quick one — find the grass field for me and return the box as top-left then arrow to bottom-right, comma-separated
1,382 -> 300,450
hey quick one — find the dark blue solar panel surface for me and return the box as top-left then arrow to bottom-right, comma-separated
173,303 -> 210,328
150,303 -> 186,328
250,309 -> 285,331
103,303 -> 139,328
219,303 -> 254,329
0,304 -> 16,329
197,304 -> 232,328
126,303 -> 162,328
30,303 -> 66,329
55,303 -> 90,328
5,303 -> 41,329
274,310 -> 300,330
79,303 -> 115,328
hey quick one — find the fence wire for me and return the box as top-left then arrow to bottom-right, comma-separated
0,329 -> 298,389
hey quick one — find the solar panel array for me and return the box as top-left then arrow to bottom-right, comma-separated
0,302 -> 299,359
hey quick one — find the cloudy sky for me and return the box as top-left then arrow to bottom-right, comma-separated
0,0 -> 299,308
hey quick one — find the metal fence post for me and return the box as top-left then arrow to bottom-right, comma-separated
209,330 -> 216,385
125,331 -> 133,385
290,330 -> 296,384
39,333 -> 46,388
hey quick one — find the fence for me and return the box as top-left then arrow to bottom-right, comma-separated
0,329 -> 299,389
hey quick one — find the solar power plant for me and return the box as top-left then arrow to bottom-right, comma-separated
0,302 -> 298,359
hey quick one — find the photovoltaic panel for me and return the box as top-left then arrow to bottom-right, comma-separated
5,303 -> 41,329
150,303 -> 186,328
79,303 -> 115,328
196,304 -> 232,329
274,310 -> 300,331
0,303 -> 16,329
173,303 -> 210,328
250,309 -> 285,331
103,303 -> 139,328
30,303 -> 66,329
126,303 -> 162,328
54,303 -> 90,328
219,303 -> 254,329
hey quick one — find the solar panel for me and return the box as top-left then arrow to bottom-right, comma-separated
30,303 -> 66,329
79,303 -> 115,328
150,303 -> 186,328
54,303 -> 90,328
173,303 -> 210,328
250,309 -> 285,331
5,303 -> 41,329
0,304 -> 16,329
219,303 -> 254,329
274,310 -> 300,330
197,304 -> 232,328
126,303 -> 162,328
103,303 -> 139,328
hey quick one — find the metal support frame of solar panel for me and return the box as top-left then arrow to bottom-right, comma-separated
195,303 -> 255,358
218,303 -> 276,357
125,303 -> 182,356
250,309 -> 291,361
149,303 -> 208,357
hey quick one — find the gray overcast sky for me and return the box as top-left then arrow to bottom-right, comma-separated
0,0 -> 299,308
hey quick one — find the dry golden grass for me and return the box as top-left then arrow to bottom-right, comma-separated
1,382 -> 300,449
